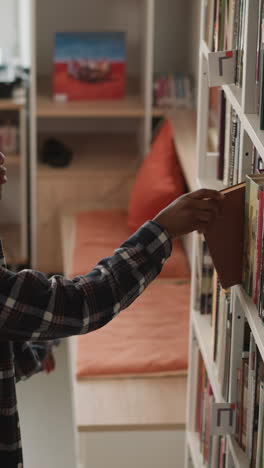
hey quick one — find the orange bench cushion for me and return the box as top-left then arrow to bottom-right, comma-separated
76,281 -> 190,379
71,210 -> 190,280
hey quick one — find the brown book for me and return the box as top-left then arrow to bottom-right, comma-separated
204,182 -> 245,289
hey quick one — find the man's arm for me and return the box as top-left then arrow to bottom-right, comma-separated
0,221 -> 171,341
0,188 -> 223,342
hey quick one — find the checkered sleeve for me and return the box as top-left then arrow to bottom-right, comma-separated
0,221 -> 172,341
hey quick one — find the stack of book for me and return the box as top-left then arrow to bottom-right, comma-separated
205,0 -> 246,86
153,73 -> 192,108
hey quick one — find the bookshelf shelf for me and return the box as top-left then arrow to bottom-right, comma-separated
227,436 -> 250,468
192,309 -> 224,403
36,76 -> 167,119
186,431 -> 206,468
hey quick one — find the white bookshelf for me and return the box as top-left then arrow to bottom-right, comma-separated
185,0 -> 264,467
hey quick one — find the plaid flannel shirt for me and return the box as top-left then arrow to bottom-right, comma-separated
0,220 -> 172,467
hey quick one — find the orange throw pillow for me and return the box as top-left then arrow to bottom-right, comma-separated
127,119 -> 187,233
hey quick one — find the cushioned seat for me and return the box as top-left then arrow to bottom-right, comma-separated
71,210 -> 190,279
77,281 -> 190,379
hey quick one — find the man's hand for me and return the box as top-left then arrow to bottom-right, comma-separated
153,189 -> 224,238
0,153 -> 7,188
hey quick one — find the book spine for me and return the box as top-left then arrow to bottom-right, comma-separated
229,109 -> 238,186
217,89 -> 226,180
223,101 -> 232,186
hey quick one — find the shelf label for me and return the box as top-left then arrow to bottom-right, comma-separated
211,403 -> 235,435
207,51 -> 235,87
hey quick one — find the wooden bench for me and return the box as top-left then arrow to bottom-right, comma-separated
60,109 -> 197,468
61,209 -> 188,434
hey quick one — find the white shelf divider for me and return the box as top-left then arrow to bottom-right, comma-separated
186,431 -> 206,468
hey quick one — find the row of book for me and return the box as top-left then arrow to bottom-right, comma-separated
205,0 -> 245,86
195,234 -> 214,315
243,173 -> 264,318
212,272 -> 231,402
193,318 -> 264,467
153,73 -> 192,108
194,236 -> 232,400
194,346 -> 228,467
215,88 -> 264,186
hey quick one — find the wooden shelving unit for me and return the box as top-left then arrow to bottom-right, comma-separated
37,77 -> 147,119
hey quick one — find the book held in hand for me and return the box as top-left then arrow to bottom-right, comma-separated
204,181 -> 246,289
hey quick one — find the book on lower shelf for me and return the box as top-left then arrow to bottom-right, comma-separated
192,304 -> 264,467
204,0 -> 246,88
192,342 -> 228,467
